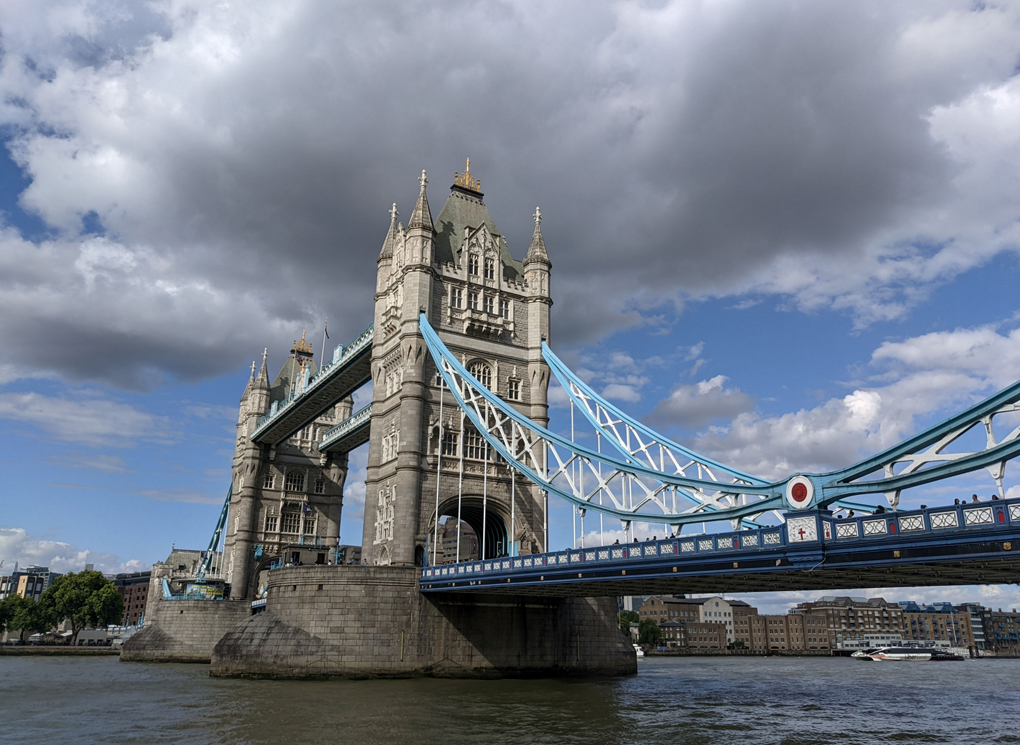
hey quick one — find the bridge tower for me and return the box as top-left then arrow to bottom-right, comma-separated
224,336 -> 353,599
363,162 -> 552,566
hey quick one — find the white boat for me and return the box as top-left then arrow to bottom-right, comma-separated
633,644 -> 645,658
852,646 -> 964,661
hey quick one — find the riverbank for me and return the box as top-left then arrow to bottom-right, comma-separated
0,646 -> 119,656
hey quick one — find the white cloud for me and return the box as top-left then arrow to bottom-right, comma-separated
0,526 -> 144,574
0,390 -> 174,447
689,321 -> 1020,481
648,374 -> 754,430
0,1 -> 1018,387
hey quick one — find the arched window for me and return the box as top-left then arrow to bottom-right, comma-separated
285,469 -> 305,492
468,254 -> 479,276
468,361 -> 492,389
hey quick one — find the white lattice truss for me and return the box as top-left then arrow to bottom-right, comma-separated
560,375 -> 784,526
432,348 -> 782,527
869,402 -> 1020,509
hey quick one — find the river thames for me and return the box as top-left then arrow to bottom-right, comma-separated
2,655 -> 1017,744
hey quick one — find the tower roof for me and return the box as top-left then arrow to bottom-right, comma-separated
408,170 -> 434,232
254,348 -> 270,391
292,330 -> 313,356
379,203 -> 399,260
433,160 -> 524,280
524,206 -> 550,267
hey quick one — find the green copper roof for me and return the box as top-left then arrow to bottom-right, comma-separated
434,187 -> 524,281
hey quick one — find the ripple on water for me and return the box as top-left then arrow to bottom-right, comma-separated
1,655 -> 1018,744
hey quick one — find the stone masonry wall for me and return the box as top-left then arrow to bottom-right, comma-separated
209,565 -> 635,679
121,577 -> 250,663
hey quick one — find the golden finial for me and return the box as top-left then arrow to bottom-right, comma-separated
453,157 -> 482,193
293,330 -> 313,355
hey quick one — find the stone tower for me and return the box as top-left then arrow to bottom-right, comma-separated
362,162 -> 552,566
224,334 -> 353,599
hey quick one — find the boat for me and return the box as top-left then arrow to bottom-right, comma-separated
852,646 -> 964,661
633,644 -> 645,658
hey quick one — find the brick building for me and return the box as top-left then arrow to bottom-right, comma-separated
113,571 -> 151,626
898,601 -> 973,648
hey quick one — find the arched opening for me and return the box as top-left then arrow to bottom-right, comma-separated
431,497 -> 509,562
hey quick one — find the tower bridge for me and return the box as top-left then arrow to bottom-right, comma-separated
125,161 -> 1020,678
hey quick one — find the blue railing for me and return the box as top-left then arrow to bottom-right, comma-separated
319,404 -> 372,450
253,324 -> 374,433
421,499 -> 1020,582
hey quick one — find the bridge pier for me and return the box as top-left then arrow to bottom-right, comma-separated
209,566 -> 635,679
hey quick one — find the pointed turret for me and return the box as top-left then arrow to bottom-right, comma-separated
524,206 -> 551,267
408,170 -> 434,232
254,348 -> 270,390
379,203 -> 399,261
240,360 -> 256,403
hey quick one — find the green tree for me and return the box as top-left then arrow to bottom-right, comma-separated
619,610 -> 639,637
42,570 -> 124,644
0,594 -> 16,635
638,618 -> 662,646
7,596 -> 55,643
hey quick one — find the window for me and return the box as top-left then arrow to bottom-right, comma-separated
263,471 -> 275,489
382,431 -> 400,462
303,513 -> 317,536
469,361 -> 492,388
468,291 -> 479,310
441,431 -> 459,456
314,479 -> 325,495
507,379 -> 520,400
465,429 -> 486,460
484,295 -> 494,314
484,258 -> 495,280
500,298 -> 510,319
264,514 -> 278,532
285,470 -> 305,492
468,254 -> 479,276
450,287 -> 462,309
280,505 -> 301,534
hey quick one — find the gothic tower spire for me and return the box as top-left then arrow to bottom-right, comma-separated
408,170 -> 434,232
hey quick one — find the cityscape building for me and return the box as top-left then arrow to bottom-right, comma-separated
112,571 -> 151,626
0,566 -> 62,602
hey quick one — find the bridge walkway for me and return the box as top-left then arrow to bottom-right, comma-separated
420,499 -> 1020,597
251,325 -> 373,446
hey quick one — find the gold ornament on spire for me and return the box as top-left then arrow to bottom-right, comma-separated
293,330 -> 313,355
453,157 -> 481,193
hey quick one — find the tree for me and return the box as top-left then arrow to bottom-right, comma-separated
42,570 -> 124,644
0,594 -> 17,635
7,596 -> 55,643
619,610 -> 639,637
638,618 -> 662,646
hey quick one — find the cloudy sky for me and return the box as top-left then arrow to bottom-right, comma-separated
2,0 -> 1020,613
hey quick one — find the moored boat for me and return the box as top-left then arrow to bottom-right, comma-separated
851,646 -> 964,661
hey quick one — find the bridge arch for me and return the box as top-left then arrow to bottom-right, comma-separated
428,496 -> 510,562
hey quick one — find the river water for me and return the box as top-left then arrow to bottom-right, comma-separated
2,655 -> 1017,744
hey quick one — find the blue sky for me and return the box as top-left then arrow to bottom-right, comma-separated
2,1 -> 1020,614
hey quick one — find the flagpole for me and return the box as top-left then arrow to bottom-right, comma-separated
319,318 -> 328,369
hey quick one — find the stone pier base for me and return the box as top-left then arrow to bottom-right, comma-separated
121,593 -> 250,663
209,565 -> 636,679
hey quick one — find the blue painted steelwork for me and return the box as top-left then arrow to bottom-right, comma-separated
420,314 -> 1020,527
318,404 -> 372,453
543,343 -> 874,520
251,323 -> 374,442
420,499 -> 1020,593
195,484 -> 231,581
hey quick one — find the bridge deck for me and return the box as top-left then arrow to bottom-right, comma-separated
252,326 -> 373,446
421,501 -> 1020,597
318,404 -> 372,454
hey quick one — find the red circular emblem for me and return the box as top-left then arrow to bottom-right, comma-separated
791,482 -> 808,501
